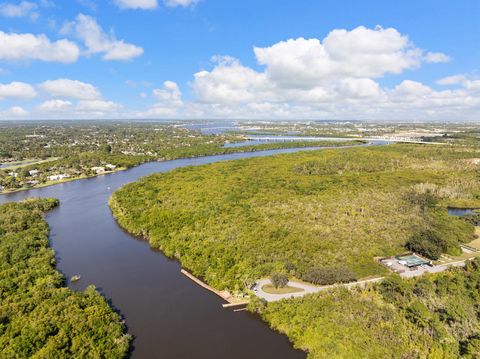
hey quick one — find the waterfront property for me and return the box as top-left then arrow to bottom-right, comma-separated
0,147 -> 316,359
48,173 -> 71,181
380,253 -> 431,274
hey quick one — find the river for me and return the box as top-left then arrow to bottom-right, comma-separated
0,145 -> 378,358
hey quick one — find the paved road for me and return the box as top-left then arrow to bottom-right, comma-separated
400,260 -> 466,278
255,277 -> 384,302
255,260 -> 469,302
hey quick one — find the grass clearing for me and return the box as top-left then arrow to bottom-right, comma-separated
261,284 -> 304,294
470,229 -> 480,250
0,157 -> 59,169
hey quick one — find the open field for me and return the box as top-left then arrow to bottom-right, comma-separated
0,157 -> 59,169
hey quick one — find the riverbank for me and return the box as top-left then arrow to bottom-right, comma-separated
181,269 -> 249,307
107,142 -> 480,357
0,199 -> 131,357
0,146 -> 319,359
0,166 -> 128,195
109,143 -> 475,290
1,140 -> 363,196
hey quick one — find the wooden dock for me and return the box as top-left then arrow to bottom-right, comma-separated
222,301 -> 249,309
181,269 -> 249,308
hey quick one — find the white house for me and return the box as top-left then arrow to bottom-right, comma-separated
91,166 -> 105,174
48,174 -> 70,181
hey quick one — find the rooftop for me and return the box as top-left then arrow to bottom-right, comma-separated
396,254 -> 429,268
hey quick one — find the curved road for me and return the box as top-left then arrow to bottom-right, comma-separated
255,278 -> 384,302
256,259 -> 471,302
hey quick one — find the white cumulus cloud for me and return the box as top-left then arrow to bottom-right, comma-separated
0,81 -> 37,99
183,26 -> 469,121
3,24 -> 479,121
424,52 -> 451,63
37,99 -> 73,112
38,79 -> 102,100
62,14 -> 143,61
193,56 -> 272,104
0,1 -> 38,19
77,100 -> 122,112
153,81 -> 183,106
36,98 -> 122,118
254,26 -> 432,88
393,80 -> 432,97
1,106 -> 29,117
115,0 -> 158,9
0,31 -> 80,63
114,0 -> 198,9
164,0 -> 198,7
437,74 -> 467,86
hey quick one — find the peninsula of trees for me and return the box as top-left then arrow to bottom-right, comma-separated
0,199 -> 130,358
110,144 -> 478,289
110,143 -> 480,357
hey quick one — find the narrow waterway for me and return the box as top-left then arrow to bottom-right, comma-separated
0,144 -> 379,358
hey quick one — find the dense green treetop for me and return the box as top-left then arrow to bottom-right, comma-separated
0,198 -> 130,358
110,144 -> 479,290
255,260 -> 480,358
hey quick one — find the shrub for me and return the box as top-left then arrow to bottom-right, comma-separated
464,337 -> 480,358
406,301 -> 432,328
462,214 -> 480,226
403,185 -> 439,211
405,230 -> 447,260
302,266 -> 357,286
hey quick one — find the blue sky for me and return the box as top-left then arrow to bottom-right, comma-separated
0,0 -> 479,120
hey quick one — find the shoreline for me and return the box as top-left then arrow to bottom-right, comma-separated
0,166 -> 128,196
0,140 -> 365,196
181,269 -> 249,307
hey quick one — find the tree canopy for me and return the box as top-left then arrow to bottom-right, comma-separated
0,199 -> 130,358
110,144 -> 478,290
255,261 -> 480,358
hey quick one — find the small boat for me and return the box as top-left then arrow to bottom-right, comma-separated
71,275 -> 81,282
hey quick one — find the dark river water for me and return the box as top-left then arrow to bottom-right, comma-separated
0,148 -> 323,358
0,143 -> 384,358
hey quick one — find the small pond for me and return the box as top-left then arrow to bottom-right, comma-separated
447,208 -> 480,216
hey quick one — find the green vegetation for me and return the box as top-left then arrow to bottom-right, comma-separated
406,230 -> 448,259
254,260 -> 480,358
110,144 -> 479,291
0,158 -> 59,170
302,266 -> 357,286
0,121 -> 360,193
270,273 -> 289,288
261,285 -> 303,294
0,199 -> 130,358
